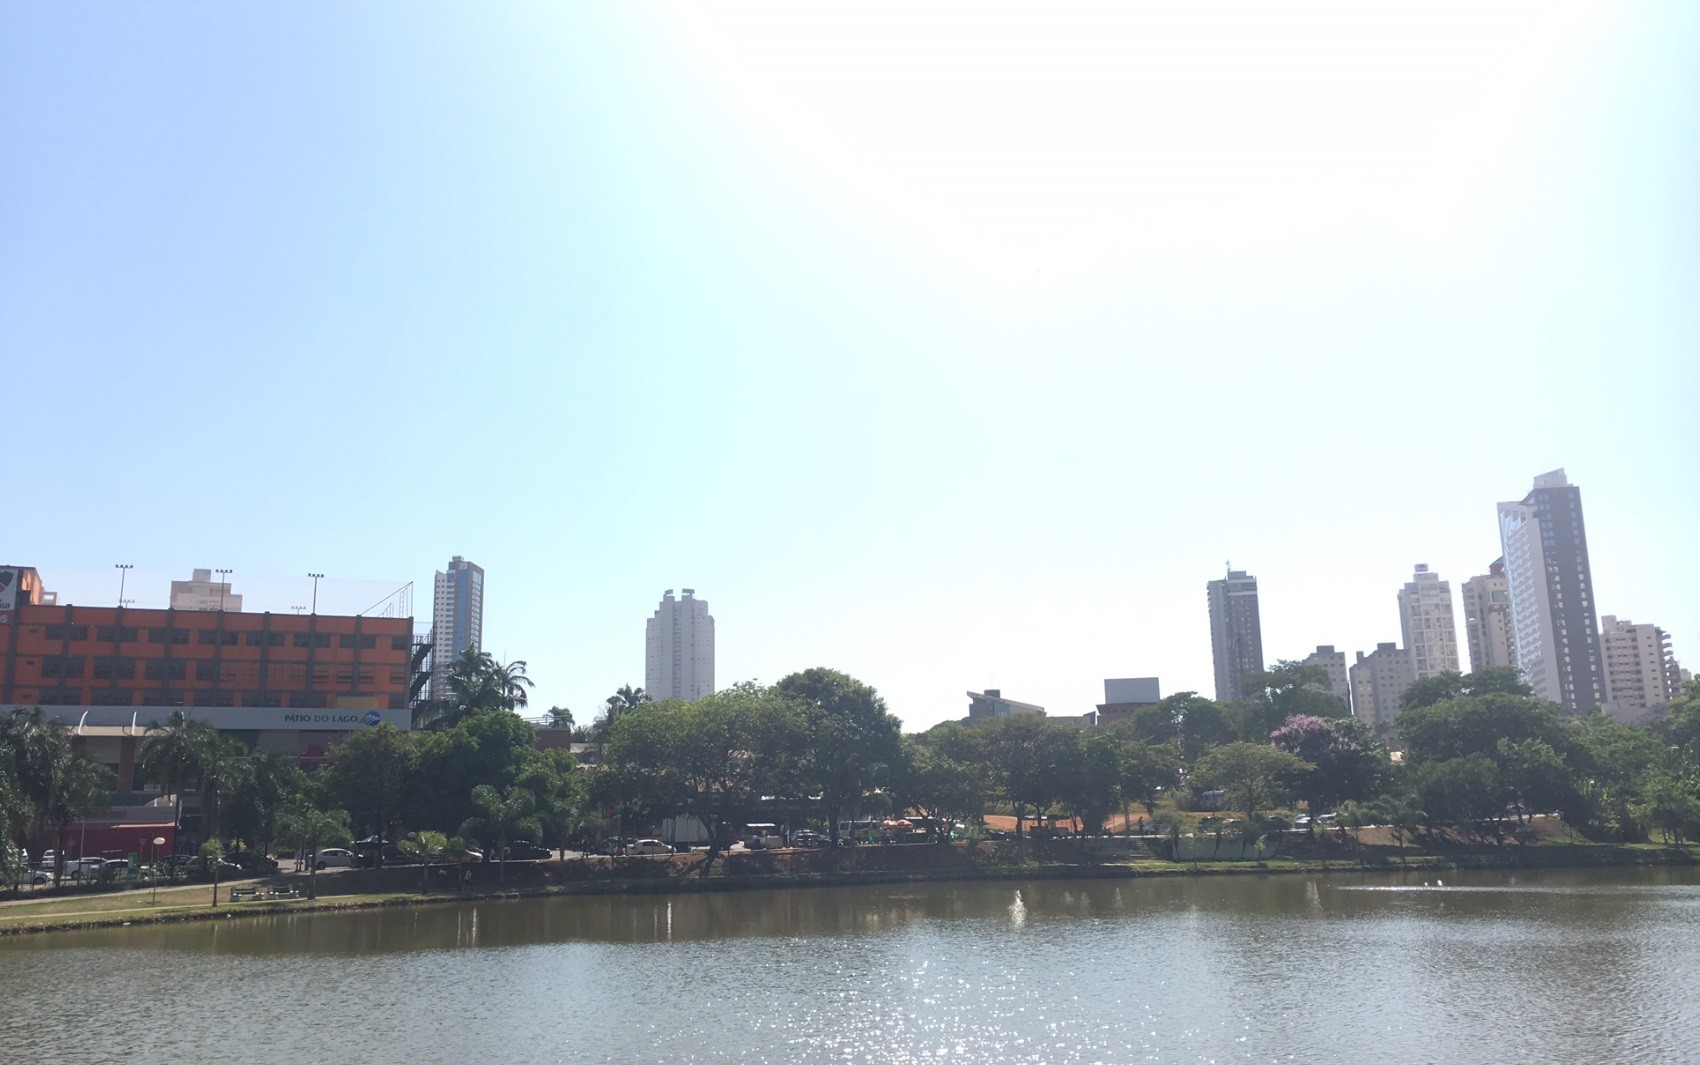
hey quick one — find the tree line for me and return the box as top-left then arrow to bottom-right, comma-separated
7,652 -> 1700,894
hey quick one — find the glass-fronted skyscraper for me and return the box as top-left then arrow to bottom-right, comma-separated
1497,470 -> 1603,710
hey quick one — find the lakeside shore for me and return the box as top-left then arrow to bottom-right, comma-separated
4,840 -> 1695,939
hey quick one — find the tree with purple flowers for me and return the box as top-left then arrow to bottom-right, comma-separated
1271,714 -> 1385,822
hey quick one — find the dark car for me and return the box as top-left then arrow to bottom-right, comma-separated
355,845 -> 416,868
500,841 -> 551,861
791,830 -> 830,847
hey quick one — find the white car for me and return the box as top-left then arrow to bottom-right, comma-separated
63,858 -> 108,882
628,839 -> 673,856
313,847 -> 356,870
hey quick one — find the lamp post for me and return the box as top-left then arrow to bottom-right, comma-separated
307,573 -> 324,614
150,836 -> 165,904
215,568 -> 232,611
114,563 -> 133,606
291,605 -> 306,615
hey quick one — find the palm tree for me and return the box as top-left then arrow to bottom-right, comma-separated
0,708 -> 63,871
421,650 -> 538,730
276,802 -> 351,900
1336,800 -> 1376,866
1378,794 -> 1425,866
606,685 -> 649,719
46,750 -> 114,886
459,784 -> 541,884
191,732 -> 246,847
401,830 -> 450,893
138,711 -> 214,840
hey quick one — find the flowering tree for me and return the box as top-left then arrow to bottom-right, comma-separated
1271,715 -> 1384,820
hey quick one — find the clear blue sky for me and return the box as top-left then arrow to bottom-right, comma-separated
5,3 -> 1696,730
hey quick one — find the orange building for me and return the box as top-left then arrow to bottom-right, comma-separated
0,565 -> 419,786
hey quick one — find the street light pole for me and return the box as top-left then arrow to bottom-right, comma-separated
308,573 -> 324,614
114,563 -> 133,606
215,568 -> 232,610
150,836 -> 165,904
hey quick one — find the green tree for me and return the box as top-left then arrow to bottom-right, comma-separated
224,750 -> 304,856
775,668 -> 903,846
972,716 -> 1079,837
137,710 -> 216,838
1127,693 -> 1234,764
276,802 -> 351,900
1270,714 -> 1385,823
1411,754 -> 1504,840
199,837 -> 226,906
891,736 -> 983,842
460,784 -> 542,884
1635,772 -> 1700,845
1112,736 -> 1181,819
603,685 -> 807,873
407,710 -> 541,834
1059,732 -> 1123,847
1400,668 -> 1533,713
401,830 -> 451,892
1335,799 -> 1375,865
1190,743 -> 1309,820
321,724 -> 416,865
543,706 -> 575,730
1239,662 -> 1350,738
415,649 -> 536,729
1377,792 -> 1426,863
191,731 -> 248,843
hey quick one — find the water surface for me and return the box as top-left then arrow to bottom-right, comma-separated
4,866 -> 1696,1063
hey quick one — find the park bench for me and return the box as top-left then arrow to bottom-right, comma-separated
229,885 -> 303,903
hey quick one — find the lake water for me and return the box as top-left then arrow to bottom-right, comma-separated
4,866 -> 1698,1063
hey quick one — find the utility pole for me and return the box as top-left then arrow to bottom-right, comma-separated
215,568 -> 232,611
308,573 -> 324,614
115,563 -> 133,606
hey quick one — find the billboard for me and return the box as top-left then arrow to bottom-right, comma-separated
0,567 -> 16,612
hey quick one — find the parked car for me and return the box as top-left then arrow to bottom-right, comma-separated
628,839 -> 672,856
62,858 -> 108,882
354,845 -> 416,868
228,852 -> 279,875
500,841 -> 551,861
313,847 -> 356,870
1315,813 -> 1339,827
791,830 -> 830,847
1293,815 -> 1313,828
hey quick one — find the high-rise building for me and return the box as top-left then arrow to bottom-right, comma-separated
1350,642 -> 1416,737
1207,567 -> 1264,703
1599,616 -> 1684,724
1300,645 -> 1352,712
1460,560 -> 1516,673
430,555 -> 484,700
169,568 -> 243,612
1397,564 -> 1460,680
1497,469 -> 1604,710
645,588 -> 715,701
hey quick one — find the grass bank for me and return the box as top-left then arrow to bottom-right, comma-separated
3,840 -> 1695,939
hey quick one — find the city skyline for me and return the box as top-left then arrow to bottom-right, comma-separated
5,6 -> 1696,731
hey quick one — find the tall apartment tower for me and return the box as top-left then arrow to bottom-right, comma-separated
1497,469 -> 1604,710
1207,567 -> 1264,703
1350,642 -> 1417,737
1300,645 -> 1353,713
1460,559 -> 1516,673
430,555 -> 485,700
645,588 -> 715,701
1397,564 -> 1460,680
1599,616 -> 1684,724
